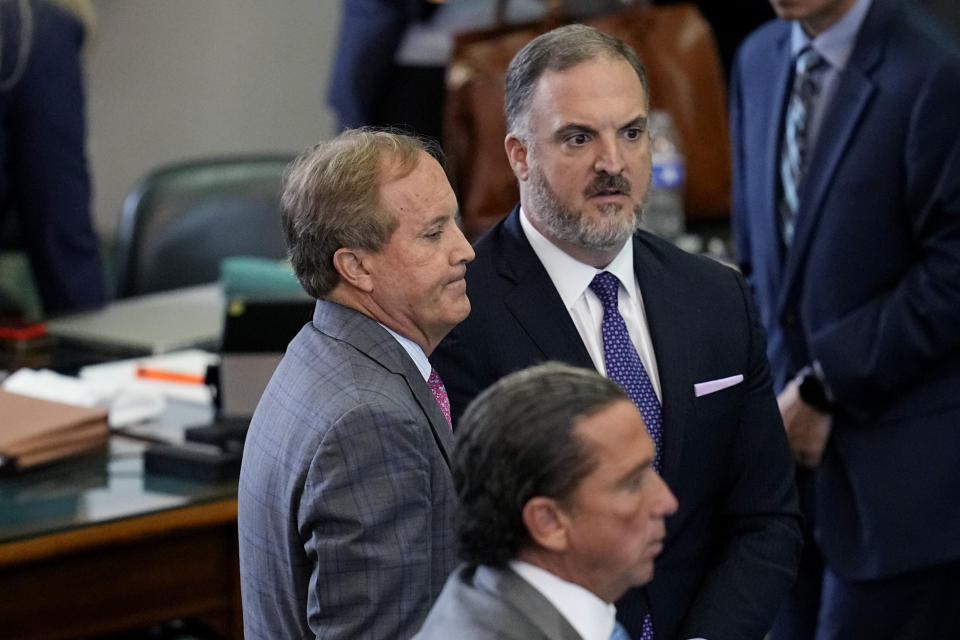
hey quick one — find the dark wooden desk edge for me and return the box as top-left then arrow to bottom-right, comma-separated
0,497 -> 239,566
0,497 -> 242,639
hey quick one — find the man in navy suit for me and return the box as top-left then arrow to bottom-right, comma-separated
730,0 -> 960,637
432,24 -> 802,640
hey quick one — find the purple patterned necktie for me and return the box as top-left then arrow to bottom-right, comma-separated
614,612 -> 655,640
427,368 -> 452,430
589,271 -> 663,471
592,272 -> 659,640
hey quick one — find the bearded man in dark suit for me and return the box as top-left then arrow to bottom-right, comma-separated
432,24 -> 802,640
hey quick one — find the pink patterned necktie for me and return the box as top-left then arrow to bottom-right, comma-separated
427,368 -> 452,429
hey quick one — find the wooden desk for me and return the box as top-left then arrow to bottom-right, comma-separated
0,498 -> 241,640
0,405 -> 241,640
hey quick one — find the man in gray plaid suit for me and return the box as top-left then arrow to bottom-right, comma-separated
238,128 -> 475,639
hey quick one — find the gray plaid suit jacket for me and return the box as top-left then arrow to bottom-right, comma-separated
239,299 -> 457,639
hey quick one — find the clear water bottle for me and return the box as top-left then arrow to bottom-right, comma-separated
644,110 -> 686,241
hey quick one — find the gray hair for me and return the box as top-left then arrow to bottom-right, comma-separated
280,128 -> 442,299
504,24 -> 650,138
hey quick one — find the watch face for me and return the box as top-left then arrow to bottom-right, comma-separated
799,374 -> 830,412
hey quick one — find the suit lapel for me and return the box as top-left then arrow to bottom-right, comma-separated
498,209 -> 696,487
765,26 -> 796,274
474,565 -> 584,640
498,209 -> 595,368
312,300 -> 455,466
778,0 -> 887,310
632,237 -> 694,489
395,361 -> 456,468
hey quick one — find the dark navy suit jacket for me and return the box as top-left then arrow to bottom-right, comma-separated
0,0 -> 104,313
731,0 -> 960,580
327,0 -> 432,130
432,207 -> 802,640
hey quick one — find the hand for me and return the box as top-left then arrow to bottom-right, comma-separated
777,380 -> 832,468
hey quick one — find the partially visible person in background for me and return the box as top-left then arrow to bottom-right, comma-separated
327,0 -> 444,140
0,0 -> 105,315
326,0 -> 630,143
731,0 -> 960,637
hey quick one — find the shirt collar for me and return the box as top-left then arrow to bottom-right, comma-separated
519,205 -> 637,308
790,0 -> 873,72
509,560 -> 617,640
378,323 -> 431,381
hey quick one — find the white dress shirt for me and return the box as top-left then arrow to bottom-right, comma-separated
519,210 -> 712,640
509,560 -> 618,640
519,207 -> 662,400
379,323 -> 431,382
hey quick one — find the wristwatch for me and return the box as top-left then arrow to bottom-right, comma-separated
796,365 -> 834,414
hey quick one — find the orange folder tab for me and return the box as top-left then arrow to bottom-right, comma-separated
135,367 -> 206,385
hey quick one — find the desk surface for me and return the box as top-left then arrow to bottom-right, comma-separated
1,284 -> 226,375
0,284 -> 265,638
0,400 -> 231,546
1,285 -> 236,547
46,283 -> 225,356
0,401 -> 243,640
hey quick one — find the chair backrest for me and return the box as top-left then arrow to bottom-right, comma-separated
113,154 -> 296,298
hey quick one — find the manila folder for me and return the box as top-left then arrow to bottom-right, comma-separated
0,389 -> 109,469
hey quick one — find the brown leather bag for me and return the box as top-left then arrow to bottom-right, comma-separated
445,1 -> 732,239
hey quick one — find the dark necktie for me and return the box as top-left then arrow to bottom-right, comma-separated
427,368 -> 452,429
589,271 -> 663,472
779,46 -> 827,245
591,272 -> 662,640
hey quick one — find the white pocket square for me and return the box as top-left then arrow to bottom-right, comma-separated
694,374 -> 744,397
